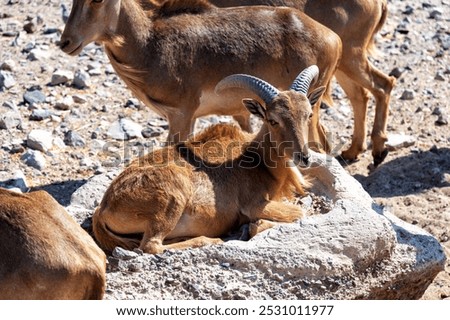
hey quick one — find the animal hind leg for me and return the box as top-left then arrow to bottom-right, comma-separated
139,196 -> 187,254
249,200 -> 303,223
335,70 -> 370,162
163,236 -> 223,250
339,55 -> 395,166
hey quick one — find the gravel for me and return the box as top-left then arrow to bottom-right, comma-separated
0,0 -> 448,300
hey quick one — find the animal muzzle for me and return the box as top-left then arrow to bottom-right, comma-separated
293,152 -> 310,167
58,34 -> 84,56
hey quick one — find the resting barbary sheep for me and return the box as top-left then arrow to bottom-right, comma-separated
92,66 -> 323,254
0,188 -> 106,300
209,0 -> 396,166
60,0 -> 341,153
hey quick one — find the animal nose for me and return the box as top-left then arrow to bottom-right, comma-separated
294,152 -> 310,167
59,38 -> 71,50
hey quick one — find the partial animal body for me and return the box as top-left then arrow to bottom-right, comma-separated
60,0 -> 341,152
210,0 -> 396,165
0,188 -> 106,300
92,67 -> 323,254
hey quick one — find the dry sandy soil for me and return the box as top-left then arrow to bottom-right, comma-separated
0,0 -> 449,299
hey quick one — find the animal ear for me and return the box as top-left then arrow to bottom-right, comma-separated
307,86 -> 326,106
242,99 -> 266,119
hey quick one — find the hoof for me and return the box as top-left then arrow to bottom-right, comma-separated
335,154 -> 359,167
373,149 -> 389,167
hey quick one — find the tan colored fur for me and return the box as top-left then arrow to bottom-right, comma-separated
92,86 -> 318,254
210,0 -> 396,165
60,0 -> 341,152
0,188 -> 106,300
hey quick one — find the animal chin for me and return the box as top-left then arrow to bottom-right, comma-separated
66,43 -> 84,56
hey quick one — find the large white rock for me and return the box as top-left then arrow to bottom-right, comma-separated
67,153 -> 445,299
27,129 -> 53,152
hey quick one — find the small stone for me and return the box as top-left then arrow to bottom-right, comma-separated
23,21 -> 36,33
395,23 -> 409,35
435,115 -> 448,126
400,90 -> 415,100
0,170 -> 29,193
126,98 -> 141,109
0,70 -> 16,89
431,107 -> 442,116
27,129 -> 53,152
88,68 -> 102,76
72,70 -> 91,89
27,48 -> 50,61
55,96 -> 74,110
23,41 -> 36,53
434,72 -> 445,81
141,126 -> 164,138
0,60 -> 16,72
21,150 -> 46,170
0,109 -> 22,130
64,130 -> 86,147
52,137 -> 66,149
105,65 -> 115,75
87,62 -> 102,70
42,27 -> 59,35
300,195 -> 313,210
2,101 -> 17,111
386,134 -> 416,151
112,247 -> 139,261
429,9 -> 443,20
389,67 -> 405,79
402,5 -> 414,15
108,118 -> 143,140
128,263 -> 142,272
80,157 -> 94,167
23,89 -> 46,106
148,118 -> 169,129
442,36 -> 450,51
72,94 -> 88,104
30,109 -> 53,121
107,257 -> 122,272
51,69 -> 74,85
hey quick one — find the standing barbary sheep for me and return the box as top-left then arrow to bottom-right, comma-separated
209,0 -> 396,166
60,0 -> 341,152
0,188 -> 106,300
92,66 -> 324,254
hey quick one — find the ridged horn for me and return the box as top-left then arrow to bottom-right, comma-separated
215,74 -> 280,105
289,65 -> 320,95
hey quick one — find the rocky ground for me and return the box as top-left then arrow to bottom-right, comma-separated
0,0 -> 449,299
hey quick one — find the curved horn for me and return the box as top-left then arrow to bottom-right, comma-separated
215,74 -> 280,105
289,65 -> 320,95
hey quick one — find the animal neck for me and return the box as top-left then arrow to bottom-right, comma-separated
104,0 -> 153,65
253,125 -> 291,178
253,124 -> 307,197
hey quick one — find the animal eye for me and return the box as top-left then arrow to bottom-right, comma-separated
308,113 -> 313,120
268,119 -> 278,126
92,0 -> 104,3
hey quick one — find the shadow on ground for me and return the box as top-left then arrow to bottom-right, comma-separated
32,179 -> 87,206
353,147 -> 450,198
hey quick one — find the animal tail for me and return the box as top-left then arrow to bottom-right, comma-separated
92,209 -> 140,253
367,0 -> 388,57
